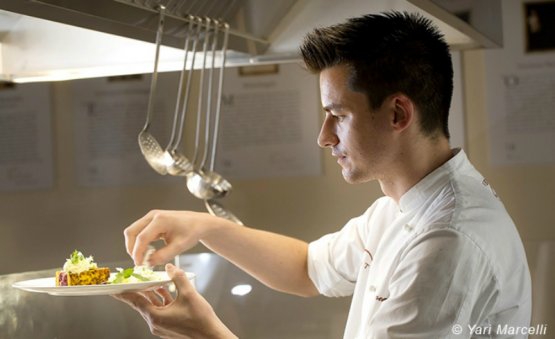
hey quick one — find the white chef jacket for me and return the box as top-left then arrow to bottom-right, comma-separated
307,149 -> 531,338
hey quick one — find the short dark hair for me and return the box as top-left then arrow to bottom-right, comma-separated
300,11 -> 453,138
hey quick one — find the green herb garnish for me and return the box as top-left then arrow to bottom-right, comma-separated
110,267 -> 151,284
70,250 -> 84,264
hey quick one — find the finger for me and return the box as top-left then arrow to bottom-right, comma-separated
131,214 -> 168,266
124,211 -> 156,258
113,292 -> 154,313
154,287 -> 175,306
148,242 -> 186,266
165,263 -> 194,297
140,290 -> 163,307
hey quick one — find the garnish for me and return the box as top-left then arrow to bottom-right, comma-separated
63,250 -> 97,274
109,266 -> 160,284
70,250 -> 84,264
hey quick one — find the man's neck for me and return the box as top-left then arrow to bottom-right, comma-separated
378,138 -> 454,203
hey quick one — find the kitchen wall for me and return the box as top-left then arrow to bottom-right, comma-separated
1,51 -> 554,267
0,68 -> 381,275
463,50 -> 555,335
1,50 -> 554,330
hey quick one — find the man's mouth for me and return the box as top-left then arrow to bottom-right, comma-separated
332,152 -> 347,165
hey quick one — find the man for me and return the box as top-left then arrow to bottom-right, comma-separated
116,12 -> 532,338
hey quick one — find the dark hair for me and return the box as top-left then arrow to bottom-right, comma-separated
300,11 -> 453,138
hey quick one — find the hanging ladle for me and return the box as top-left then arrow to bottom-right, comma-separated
205,198 -> 243,225
163,16 -> 201,176
138,5 -> 168,175
186,21 -> 232,200
202,22 -> 243,224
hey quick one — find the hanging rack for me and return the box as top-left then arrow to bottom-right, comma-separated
113,0 -> 269,45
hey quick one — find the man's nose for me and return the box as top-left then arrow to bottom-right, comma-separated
317,115 -> 338,148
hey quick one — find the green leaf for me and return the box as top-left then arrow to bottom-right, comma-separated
122,268 -> 134,278
131,273 -> 149,282
70,250 -> 83,264
110,267 -> 135,284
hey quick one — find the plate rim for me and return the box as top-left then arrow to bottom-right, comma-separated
12,271 -> 195,296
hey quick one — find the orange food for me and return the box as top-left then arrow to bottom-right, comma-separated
55,267 -> 111,286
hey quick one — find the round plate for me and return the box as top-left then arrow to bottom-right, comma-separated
12,271 -> 195,296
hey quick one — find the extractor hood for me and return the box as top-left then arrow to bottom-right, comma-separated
0,0 -> 502,82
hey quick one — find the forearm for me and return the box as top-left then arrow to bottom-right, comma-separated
200,220 -> 319,297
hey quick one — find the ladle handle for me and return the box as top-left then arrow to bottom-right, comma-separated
174,17 -> 202,152
192,18 -> 212,167
143,5 -> 166,131
167,17 -> 194,151
208,22 -> 230,171
199,20 -> 220,170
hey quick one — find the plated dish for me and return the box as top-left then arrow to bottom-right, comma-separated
12,271 -> 177,296
12,249 -> 195,296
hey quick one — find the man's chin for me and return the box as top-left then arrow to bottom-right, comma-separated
342,169 -> 372,184
341,169 -> 358,184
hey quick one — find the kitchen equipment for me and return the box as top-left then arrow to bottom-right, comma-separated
186,21 -> 232,200
137,4 -> 169,175
163,15 -> 198,176
0,0 -> 504,83
200,22 -> 243,224
205,199 -> 243,225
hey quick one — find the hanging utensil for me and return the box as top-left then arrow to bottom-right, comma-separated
138,4 -> 168,175
203,22 -> 242,224
208,22 -> 230,174
164,15 -> 199,176
186,20 -> 232,200
205,199 -> 243,225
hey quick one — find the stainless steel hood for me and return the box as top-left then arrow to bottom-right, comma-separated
0,0 -> 502,82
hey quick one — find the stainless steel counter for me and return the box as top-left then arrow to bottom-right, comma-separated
1,253 -> 350,338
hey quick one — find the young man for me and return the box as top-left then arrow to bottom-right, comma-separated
116,12 -> 531,338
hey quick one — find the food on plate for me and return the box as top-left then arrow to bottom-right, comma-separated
55,250 -> 110,286
109,266 -> 162,284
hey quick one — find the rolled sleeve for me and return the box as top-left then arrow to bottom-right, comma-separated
308,234 -> 356,297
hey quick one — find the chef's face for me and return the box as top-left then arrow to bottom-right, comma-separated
318,64 -> 393,184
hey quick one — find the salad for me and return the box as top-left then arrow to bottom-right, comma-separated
109,266 -> 162,284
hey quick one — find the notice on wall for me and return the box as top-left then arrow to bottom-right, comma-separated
0,83 -> 53,191
485,0 -> 555,165
215,63 -> 322,179
71,74 -> 179,187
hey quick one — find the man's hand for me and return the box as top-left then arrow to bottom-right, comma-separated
113,263 -> 237,339
124,210 -> 229,266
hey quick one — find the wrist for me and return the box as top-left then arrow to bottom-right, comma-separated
199,215 -> 238,244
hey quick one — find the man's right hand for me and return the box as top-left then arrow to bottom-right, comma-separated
124,209 -> 230,267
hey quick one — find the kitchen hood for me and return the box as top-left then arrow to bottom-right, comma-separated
0,0 -> 502,82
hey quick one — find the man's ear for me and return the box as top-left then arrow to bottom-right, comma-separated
389,93 -> 415,132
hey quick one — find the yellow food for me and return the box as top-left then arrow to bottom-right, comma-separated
56,268 -> 110,286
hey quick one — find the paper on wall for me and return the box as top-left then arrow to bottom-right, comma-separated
0,83 -> 53,191
485,0 -> 555,165
71,74 -> 178,187
215,63 -> 322,179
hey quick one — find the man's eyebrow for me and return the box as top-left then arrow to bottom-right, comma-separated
322,103 -> 344,112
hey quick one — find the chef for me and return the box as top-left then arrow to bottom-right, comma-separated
115,11 -> 532,339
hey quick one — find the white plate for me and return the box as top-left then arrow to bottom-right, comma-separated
12,271 -> 195,296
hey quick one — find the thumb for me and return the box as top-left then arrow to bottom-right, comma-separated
165,263 -> 194,294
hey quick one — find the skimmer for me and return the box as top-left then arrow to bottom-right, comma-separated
138,5 -> 168,175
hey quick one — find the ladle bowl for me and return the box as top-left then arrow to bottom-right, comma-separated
138,130 -> 168,175
205,199 -> 243,225
164,149 -> 194,176
186,170 -> 231,200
